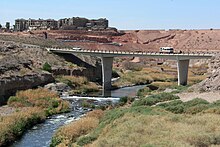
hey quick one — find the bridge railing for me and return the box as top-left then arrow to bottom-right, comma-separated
47,47 -> 215,56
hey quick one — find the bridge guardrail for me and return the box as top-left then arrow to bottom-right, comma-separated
46,47 -> 215,57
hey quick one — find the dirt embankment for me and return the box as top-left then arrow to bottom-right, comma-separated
23,29 -> 220,53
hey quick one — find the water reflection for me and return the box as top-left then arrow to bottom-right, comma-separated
102,85 -> 147,97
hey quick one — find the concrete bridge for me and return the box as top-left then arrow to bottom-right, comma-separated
46,47 -> 214,91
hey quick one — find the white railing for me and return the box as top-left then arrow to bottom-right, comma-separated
46,47 -> 214,56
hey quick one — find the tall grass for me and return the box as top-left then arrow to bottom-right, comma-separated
0,107 -> 46,146
51,110 -> 104,147
56,76 -> 99,94
51,97 -> 220,146
89,113 -> 220,147
132,92 -> 180,107
8,88 -> 70,115
0,88 -> 70,146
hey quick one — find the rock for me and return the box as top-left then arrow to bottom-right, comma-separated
0,72 -> 54,105
44,82 -> 71,93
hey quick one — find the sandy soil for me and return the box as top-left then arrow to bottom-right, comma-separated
0,106 -> 17,116
0,106 -> 26,116
177,92 -> 220,103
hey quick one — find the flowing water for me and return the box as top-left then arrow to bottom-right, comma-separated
11,85 -> 146,147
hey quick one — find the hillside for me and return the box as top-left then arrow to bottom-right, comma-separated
0,35 -> 102,104
13,29 -> 220,52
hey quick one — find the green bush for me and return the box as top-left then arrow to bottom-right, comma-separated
77,136 -> 97,146
133,93 -> 180,107
137,87 -> 152,97
158,98 -> 210,114
42,62 -> 52,72
8,96 -> 32,107
184,104 -> 210,114
119,97 -> 128,105
184,98 -> 209,108
123,62 -> 143,71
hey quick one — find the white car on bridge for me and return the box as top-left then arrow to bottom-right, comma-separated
159,47 -> 174,53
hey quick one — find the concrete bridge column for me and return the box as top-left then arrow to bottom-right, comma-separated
177,59 -> 190,86
101,57 -> 113,90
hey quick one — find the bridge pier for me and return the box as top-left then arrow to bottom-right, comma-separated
101,57 -> 113,90
177,59 -> 189,86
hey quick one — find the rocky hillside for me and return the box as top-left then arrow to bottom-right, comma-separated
112,29 -> 220,52
195,54 -> 220,91
0,38 -> 101,105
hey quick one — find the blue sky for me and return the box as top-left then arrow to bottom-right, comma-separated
0,0 -> 220,30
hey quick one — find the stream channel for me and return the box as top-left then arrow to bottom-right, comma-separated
11,85 -> 146,147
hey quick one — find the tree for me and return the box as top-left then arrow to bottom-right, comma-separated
42,62 -> 52,72
0,24 -> 2,29
6,22 -> 10,30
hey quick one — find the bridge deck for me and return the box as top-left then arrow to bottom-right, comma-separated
46,48 -> 214,60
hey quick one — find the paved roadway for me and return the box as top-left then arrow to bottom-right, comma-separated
46,47 -> 214,60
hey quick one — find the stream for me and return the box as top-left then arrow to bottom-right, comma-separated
11,84 -> 147,147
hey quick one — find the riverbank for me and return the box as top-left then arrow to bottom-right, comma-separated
0,88 -> 70,146
51,90 -> 220,147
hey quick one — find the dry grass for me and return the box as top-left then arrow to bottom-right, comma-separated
60,76 -> 88,86
7,88 -> 70,115
113,67 -> 177,87
56,76 -> 99,94
86,110 -> 105,120
2,88 -> 70,146
51,110 -> 104,147
89,113 -> 220,147
0,107 -> 46,146
114,64 -> 207,89
150,81 -> 177,89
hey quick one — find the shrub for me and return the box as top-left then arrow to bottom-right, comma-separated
184,98 -> 209,108
77,136 -> 97,146
123,62 -> 143,71
42,62 -> 52,72
0,107 -> 45,146
137,87 -> 152,97
158,98 -> 210,114
133,93 -> 180,107
7,88 -> 70,115
119,97 -> 128,105
184,104 -> 209,114
51,117 -> 99,147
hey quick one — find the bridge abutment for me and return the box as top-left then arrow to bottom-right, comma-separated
177,59 -> 189,86
101,57 -> 113,90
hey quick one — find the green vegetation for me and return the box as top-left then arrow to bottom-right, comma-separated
113,67 -> 177,87
56,76 -> 99,94
42,62 -> 52,72
123,62 -> 144,71
50,88 -> 220,147
113,65 -> 207,88
132,92 -> 180,107
0,88 -> 70,146
49,62 -> 209,147
0,108 -> 46,146
7,88 -> 70,115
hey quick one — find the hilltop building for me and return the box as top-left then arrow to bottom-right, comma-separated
58,17 -> 108,30
15,18 -> 58,31
14,17 -> 109,31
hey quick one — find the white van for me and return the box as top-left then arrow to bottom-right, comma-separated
159,47 -> 174,53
